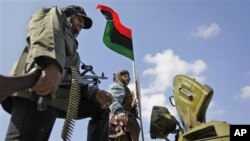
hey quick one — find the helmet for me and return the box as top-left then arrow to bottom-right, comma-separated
63,5 -> 92,29
150,106 -> 177,139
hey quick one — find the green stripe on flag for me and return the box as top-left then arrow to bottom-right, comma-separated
103,20 -> 134,60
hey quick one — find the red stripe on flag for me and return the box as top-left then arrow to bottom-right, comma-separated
97,4 -> 132,39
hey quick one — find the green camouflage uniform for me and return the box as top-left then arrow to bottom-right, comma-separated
2,6 -> 98,118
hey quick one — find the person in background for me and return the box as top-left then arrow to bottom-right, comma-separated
108,69 -> 140,141
1,5 -> 113,141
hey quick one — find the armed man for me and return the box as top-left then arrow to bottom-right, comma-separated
108,69 -> 140,141
1,5 -> 113,141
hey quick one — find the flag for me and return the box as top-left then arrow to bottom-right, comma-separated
97,4 -> 134,60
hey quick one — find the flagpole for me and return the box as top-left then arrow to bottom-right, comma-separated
97,4 -> 144,140
132,61 -> 145,141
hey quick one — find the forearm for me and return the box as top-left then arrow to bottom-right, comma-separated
109,85 -> 126,114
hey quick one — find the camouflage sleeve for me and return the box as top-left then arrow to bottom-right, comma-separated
108,83 -> 126,115
27,6 -> 67,72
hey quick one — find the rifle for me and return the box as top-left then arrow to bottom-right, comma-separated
0,62 -> 108,141
61,63 -> 108,141
0,62 -> 107,105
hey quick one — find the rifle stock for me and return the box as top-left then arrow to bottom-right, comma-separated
0,68 -> 42,102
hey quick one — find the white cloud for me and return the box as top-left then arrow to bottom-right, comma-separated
193,23 -> 221,39
140,49 -> 207,121
238,85 -> 250,100
142,49 -> 207,94
141,93 -> 168,120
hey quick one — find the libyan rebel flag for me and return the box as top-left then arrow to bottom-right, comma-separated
97,4 -> 134,60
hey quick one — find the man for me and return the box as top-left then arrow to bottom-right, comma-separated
108,70 -> 140,141
1,5 -> 113,141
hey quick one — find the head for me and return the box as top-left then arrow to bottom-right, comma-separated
113,70 -> 130,86
62,5 -> 92,37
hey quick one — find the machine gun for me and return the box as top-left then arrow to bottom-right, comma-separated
150,74 -> 230,141
37,62 -> 108,111
0,62 -> 107,105
60,62 -> 107,87
0,62 -> 108,141
60,62 -> 108,141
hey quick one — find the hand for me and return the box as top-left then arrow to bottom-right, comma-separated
117,112 -> 128,126
95,90 -> 113,109
30,64 -> 61,98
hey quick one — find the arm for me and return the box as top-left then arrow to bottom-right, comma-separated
0,68 -> 41,102
27,7 -> 66,96
83,81 -> 113,109
109,83 -> 126,115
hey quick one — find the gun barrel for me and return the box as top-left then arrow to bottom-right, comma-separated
82,75 -> 108,80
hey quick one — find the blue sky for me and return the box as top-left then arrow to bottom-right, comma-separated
1,0 -> 250,141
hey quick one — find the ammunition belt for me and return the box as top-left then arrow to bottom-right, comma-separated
61,67 -> 81,141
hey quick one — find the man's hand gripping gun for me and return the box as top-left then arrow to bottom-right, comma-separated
0,63 -> 108,111
38,62 -> 108,111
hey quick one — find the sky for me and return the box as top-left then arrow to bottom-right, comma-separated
1,0 -> 250,141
